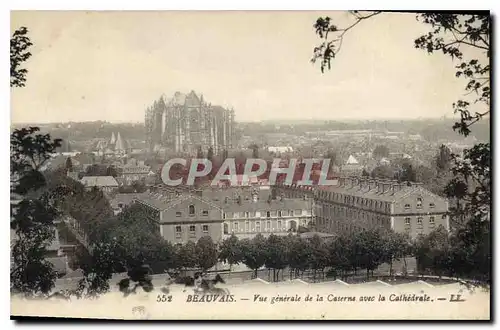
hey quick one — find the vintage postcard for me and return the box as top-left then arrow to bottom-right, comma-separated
10,10 -> 491,321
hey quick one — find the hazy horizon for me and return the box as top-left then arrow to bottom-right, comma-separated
11,11 -> 486,124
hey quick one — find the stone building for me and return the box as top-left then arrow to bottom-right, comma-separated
313,177 -> 449,239
145,91 -> 236,155
133,193 -> 224,244
275,177 -> 450,239
93,132 -> 129,157
131,186 -> 314,244
116,158 -> 151,185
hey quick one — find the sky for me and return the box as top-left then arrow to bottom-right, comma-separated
10,11 -> 480,123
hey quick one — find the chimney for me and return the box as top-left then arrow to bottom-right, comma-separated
368,180 -> 376,191
391,180 -> 401,193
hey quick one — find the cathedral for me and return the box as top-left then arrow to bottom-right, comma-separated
145,91 -> 236,155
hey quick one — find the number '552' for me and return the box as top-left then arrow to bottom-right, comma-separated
157,294 -> 172,302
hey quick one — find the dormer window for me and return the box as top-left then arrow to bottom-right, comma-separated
202,210 -> 209,216
189,204 -> 195,216
404,204 -> 411,209
429,203 -> 435,208
416,198 -> 423,209
266,211 -> 271,218
175,211 -> 182,217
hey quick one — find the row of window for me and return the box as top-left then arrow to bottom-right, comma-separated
404,198 -> 435,209
319,204 -> 387,221
176,209 -> 209,217
318,191 -> 391,212
223,209 -> 306,219
175,224 -> 209,234
223,219 -> 307,234
316,215 -> 389,228
404,215 -> 444,226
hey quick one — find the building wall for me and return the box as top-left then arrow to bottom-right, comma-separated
312,180 -> 449,239
161,222 -> 223,244
222,209 -> 313,240
159,197 -> 223,244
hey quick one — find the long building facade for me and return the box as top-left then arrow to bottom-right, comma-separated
276,177 -> 450,240
129,186 -> 313,245
145,91 -> 236,155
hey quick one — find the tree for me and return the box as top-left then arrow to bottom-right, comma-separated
327,235 -> 353,280
207,147 -> 214,162
11,27 -> 33,87
445,143 -> 490,228
196,236 -> 218,272
394,159 -> 417,183
308,235 -> 330,282
240,234 -> 267,279
285,234 -> 311,280
372,145 -> 390,160
352,229 -> 386,280
218,234 -> 243,271
435,144 -> 453,173
11,199 -> 58,295
312,12 -> 490,137
131,180 -> 147,193
371,165 -> 395,180
77,240 -> 124,298
382,231 -> 411,276
11,31 -> 64,295
414,226 -> 452,279
264,234 -> 288,282
248,144 -> 259,159
177,241 -> 198,273
65,157 -> 73,172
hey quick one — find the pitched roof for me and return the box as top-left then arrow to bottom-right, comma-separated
80,176 -> 119,187
346,155 -> 359,164
185,90 -> 201,107
110,193 -> 148,208
134,192 -> 223,212
317,181 -> 446,203
218,198 -> 312,213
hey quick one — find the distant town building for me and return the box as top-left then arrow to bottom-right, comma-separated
267,146 -> 294,154
144,91 -> 236,155
116,158 -> 151,185
80,176 -> 119,192
93,132 -> 129,157
340,155 -> 363,176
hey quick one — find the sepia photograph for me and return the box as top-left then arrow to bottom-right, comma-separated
9,8 -> 491,321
